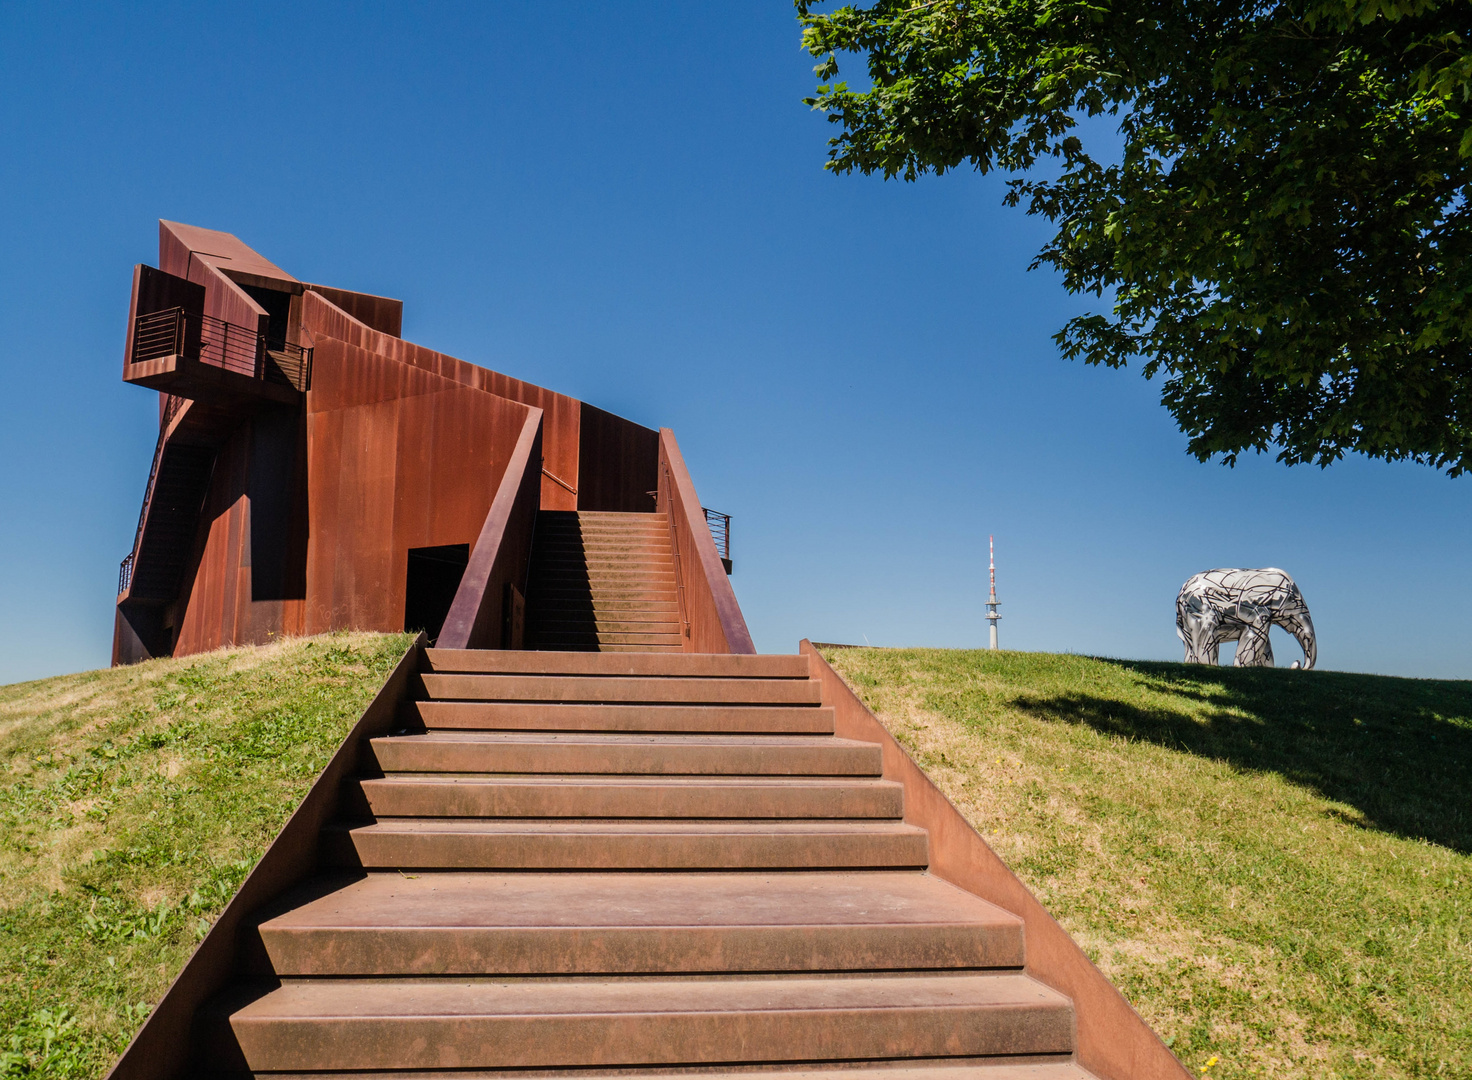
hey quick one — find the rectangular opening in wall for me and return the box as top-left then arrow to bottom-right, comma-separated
404,544 -> 470,643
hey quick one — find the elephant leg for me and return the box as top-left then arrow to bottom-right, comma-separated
1234,623 -> 1275,667
1182,609 -> 1219,664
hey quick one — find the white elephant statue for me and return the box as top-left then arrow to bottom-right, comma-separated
1175,568 -> 1316,669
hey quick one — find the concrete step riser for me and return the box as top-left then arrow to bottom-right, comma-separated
349,778 -> 905,819
203,975 -> 1070,1070
419,675 -> 823,704
324,827 -> 929,870
406,702 -> 836,734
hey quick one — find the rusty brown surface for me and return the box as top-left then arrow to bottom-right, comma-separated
302,283 -> 402,337
101,635 -> 425,1080
114,224 -> 684,664
302,336 -> 529,636
800,640 -> 1191,1080
302,290 -> 585,512
577,403 -> 659,512
656,429 -> 755,654
438,409 -> 544,649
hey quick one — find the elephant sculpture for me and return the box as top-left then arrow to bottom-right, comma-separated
1175,568 -> 1316,669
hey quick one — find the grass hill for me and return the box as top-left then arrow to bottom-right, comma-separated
0,632 -> 412,1078
821,647 -> 1471,1080
3,637 -> 1465,1079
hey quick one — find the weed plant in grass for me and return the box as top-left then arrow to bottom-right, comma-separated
0,631 -> 412,1078
821,647 -> 1471,1080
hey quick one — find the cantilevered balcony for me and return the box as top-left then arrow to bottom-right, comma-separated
123,306 -> 312,405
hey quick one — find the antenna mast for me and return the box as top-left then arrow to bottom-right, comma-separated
986,535 -> 1000,650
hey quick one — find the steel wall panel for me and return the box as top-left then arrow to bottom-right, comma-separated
577,403 -> 659,512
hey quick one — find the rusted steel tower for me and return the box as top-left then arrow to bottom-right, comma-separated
987,535 -> 1000,650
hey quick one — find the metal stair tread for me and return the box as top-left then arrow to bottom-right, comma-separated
373,732 -> 867,747
257,870 -> 1020,933
331,819 -> 929,837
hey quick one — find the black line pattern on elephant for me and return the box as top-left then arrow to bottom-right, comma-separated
1176,568 -> 1316,669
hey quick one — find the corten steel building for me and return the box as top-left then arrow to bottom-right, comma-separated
114,221 -> 747,664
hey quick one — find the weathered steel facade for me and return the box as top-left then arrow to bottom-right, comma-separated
113,221 -> 658,664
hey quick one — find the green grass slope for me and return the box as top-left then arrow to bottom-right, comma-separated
0,631 -> 412,1078
822,647 -> 1471,1080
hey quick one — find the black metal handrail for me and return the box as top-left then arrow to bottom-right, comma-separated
704,507 -> 731,572
130,307 -> 312,392
118,394 -> 187,598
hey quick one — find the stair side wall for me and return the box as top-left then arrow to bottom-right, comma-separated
102,635 -> 427,1080
800,640 -> 1190,1080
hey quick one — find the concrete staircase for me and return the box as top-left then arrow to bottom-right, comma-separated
524,510 -> 684,652
197,650 -> 1094,1078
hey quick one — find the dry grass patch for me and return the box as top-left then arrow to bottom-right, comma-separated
822,646 -> 1471,1080
0,631 -> 412,1078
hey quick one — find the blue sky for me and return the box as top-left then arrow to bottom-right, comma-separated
1,3 -> 1468,684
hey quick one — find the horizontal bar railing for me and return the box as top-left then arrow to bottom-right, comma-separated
117,393 -> 190,599
703,507 -> 731,568
130,307 -> 313,392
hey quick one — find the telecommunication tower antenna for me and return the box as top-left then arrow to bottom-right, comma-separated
986,535 -> 1001,650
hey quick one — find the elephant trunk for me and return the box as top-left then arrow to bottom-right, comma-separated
1280,610 -> 1317,670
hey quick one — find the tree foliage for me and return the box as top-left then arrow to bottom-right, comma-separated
798,0 -> 1472,473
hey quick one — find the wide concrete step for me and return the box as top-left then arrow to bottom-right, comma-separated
406,701 -> 834,733
351,775 -> 905,819
423,651 -> 809,678
368,733 -> 880,775
419,674 -> 823,704
253,871 -> 1025,975
202,972 -> 1071,1071
325,818 -> 930,870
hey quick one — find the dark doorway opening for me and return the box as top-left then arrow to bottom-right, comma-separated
404,544 -> 470,643
241,284 -> 293,349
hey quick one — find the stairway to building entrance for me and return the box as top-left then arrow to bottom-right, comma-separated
196,648 -> 1094,1078
524,510 -> 684,652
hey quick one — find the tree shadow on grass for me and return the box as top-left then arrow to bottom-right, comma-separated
1012,660 -> 1472,854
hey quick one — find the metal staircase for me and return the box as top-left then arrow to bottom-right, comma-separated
524,510 -> 685,651
196,649 -> 1094,1078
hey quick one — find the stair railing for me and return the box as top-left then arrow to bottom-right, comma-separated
438,408 -> 545,649
118,394 -> 188,598
659,459 -> 692,640
130,307 -> 314,392
655,429 -> 755,653
703,507 -> 731,573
